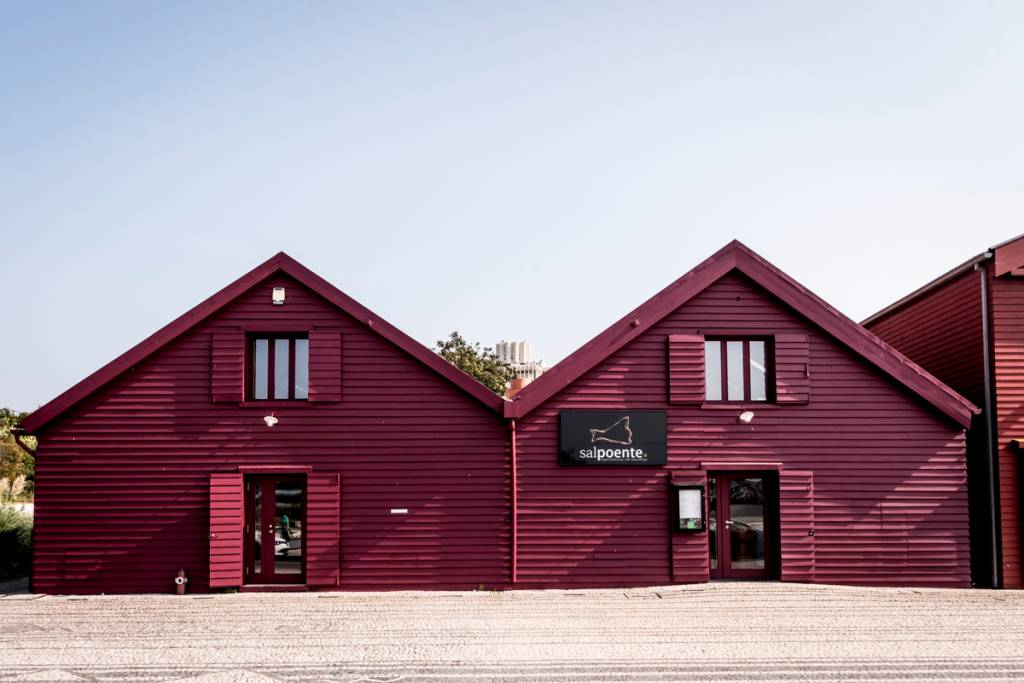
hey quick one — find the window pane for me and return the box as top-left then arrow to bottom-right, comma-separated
274,339 -> 290,399
749,340 -> 767,401
273,481 -> 303,575
705,341 -> 722,401
253,339 -> 269,400
727,341 -> 745,401
294,338 -> 309,400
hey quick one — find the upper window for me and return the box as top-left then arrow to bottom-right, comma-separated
704,338 -> 771,402
250,335 -> 309,400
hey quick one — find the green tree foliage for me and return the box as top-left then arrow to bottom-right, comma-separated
0,409 -> 34,498
435,332 -> 517,396
0,505 -> 32,580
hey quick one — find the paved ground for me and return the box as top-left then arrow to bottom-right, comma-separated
2,582 -> 1024,682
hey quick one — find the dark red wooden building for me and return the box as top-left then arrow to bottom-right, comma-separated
22,242 -> 978,593
865,234 -> 1024,589
506,241 -> 976,588
21,253 -> 511,594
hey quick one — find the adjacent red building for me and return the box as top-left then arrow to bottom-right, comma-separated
22,242 -> 978,593
865,234 -> 1024,589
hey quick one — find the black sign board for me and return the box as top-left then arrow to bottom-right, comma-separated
559,411 -> 667,466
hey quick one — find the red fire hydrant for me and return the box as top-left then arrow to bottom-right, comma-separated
174,569 -> 189,595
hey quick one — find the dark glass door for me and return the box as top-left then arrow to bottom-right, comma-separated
708,474 -> 776,579
245,476 -> 305,584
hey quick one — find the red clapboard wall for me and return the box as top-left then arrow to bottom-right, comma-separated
667,335 -> 704,405
209,473 -> 244,587
865,257 -> 1023,589
306,472 -> 341,587
29,261 -> 510,594
668,470 -> 709,583
865,268 -> 986,408
778,470 -> 815,583
512,271 -> 971,589
989,265 -> 1024,589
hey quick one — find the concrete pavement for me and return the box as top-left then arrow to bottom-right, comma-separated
2,582 -> 1024,681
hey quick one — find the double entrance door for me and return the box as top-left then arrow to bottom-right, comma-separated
244,475 -> 306,584
708,473 -> 778,579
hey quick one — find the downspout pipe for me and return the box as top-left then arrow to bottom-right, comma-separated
976,256 -> 1001,589
10,428 -> 37,459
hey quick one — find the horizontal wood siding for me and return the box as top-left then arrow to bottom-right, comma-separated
515,272 -> 970,589
775,334 -> 810,404
667,335 -> 705,405
669,470 -> 709,583
308,330 -> 342,402
210,331 -> 245,403
779,470 -> 815,583
208,473 -> 244,587
865,266 -> 999,587
989,269 -> 1024,588
306,472 -> 341,586
32,273 -> 509,594
865,268 -> 985,407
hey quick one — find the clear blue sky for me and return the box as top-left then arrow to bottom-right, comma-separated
4,1 -> 1023,412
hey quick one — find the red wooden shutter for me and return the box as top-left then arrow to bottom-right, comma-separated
775,333 -> 810,404
308,330 -> 342,402
209,473 -> 244,588
305,472 -> 341,586
779,470 -> 815,583
667,334 -> 705,404
211,330 -> 245,403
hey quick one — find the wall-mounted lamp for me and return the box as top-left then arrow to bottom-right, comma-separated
264,415 -> 279,428
272,287 -> 286,305
738,411 -> 755,424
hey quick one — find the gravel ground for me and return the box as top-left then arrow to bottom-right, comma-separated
2,582 -> 1024,682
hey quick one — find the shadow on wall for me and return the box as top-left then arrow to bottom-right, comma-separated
819,434 -> 971,587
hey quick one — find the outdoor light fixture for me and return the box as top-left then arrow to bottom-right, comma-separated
272,287 -> 286,305
738,411 -> 755,424
264,415 -> 279,427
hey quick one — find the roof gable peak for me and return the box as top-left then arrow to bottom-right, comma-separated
23,253 -> 504,433
506,240 -> 977,427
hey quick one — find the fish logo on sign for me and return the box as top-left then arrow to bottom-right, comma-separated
589,416 -> 633,446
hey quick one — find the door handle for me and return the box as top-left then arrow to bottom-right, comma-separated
725,520 -> 733,527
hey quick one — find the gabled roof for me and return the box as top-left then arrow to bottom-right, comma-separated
505,240 -> 978,427
22,252 -> 504,433
862,232 -> 1024,327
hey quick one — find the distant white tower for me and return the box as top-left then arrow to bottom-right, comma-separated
495,340 -> 546,382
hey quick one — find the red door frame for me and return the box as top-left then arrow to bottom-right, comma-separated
244,474 -> 307,585
708,471 -> 780,580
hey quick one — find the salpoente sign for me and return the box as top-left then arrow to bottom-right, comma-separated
559,411 -> 668,465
